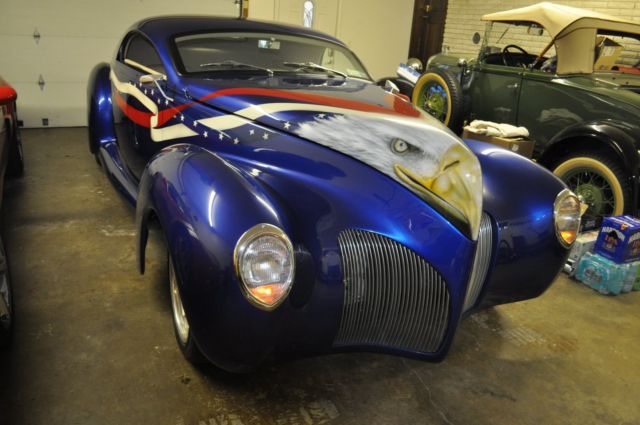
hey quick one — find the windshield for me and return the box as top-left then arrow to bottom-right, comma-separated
174,32 -> 371,80
482,22 -> 556,59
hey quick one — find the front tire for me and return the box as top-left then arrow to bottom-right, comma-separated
169,255 -> 206,364
6,119 -> 24,178
411,68 -> 463,132
552,153 -> 628,221
0,238 -> 13,348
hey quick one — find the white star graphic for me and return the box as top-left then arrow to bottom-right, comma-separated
150,89 -> 155,95
218,133 -> 224,140
193,120 -> 198,127
283,121 -> 291,130
317,113 -> 326,118
203,131 -> 208,138
233,138 -> 240,144
180,114 -> 184,122
249,129 -> 255,135
262,132 -> 269,140
144,89 -> 148,95
156,98 -> 161,104
164,99 -> 169,106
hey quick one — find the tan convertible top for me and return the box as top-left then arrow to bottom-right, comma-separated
481,2 -> 640,74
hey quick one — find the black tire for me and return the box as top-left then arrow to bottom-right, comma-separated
411,68 -> 463,133
6,118 -> 23,178
0,237 -> 13,348
169,254 -> 206,364
552,152 -> 629,222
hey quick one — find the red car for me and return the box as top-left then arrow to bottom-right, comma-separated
0,76 -> 24,346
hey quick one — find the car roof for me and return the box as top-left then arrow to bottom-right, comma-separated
133,15 -> 346,47
482,2 -> 638,40
482,2 -> 640,75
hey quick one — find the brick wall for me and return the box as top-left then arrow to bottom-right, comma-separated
443,0 -> 640,62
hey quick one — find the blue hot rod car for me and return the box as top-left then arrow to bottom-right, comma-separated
87,16 -> 581,372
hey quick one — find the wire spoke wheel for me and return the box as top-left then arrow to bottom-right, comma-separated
553,154 -> 628,223
411,69 -> 463,132
420,83 -> 448,121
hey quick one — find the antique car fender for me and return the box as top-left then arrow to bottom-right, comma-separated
538,119 -> 640,212
135,144 -> 294,371
87,62 -> 116,156
538,119 -> 640,174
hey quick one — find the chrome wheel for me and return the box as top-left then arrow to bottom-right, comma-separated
169,258 -> 189,346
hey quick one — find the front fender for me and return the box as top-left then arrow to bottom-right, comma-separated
136,144 -> 293,371
87,62 -> 115,154
467,140 -> 570,309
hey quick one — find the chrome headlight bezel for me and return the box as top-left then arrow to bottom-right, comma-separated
233,223 -> 295,311
554,188 -> 581,248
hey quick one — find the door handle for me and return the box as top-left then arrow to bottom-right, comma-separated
507,83 -> 519,90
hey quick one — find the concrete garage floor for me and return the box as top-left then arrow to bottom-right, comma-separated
0,128 -> 639,425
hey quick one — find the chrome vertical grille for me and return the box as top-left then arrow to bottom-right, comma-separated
334,229 -> 449,353
463,213 -> 493,312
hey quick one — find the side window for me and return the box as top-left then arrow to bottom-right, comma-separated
124,35 -> 166,75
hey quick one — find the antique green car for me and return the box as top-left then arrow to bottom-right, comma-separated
410,2 -> 640,225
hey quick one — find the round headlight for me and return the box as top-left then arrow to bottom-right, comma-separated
234,223 -> 295,310
554,189 -> 581,247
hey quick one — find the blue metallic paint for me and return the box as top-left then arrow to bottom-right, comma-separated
87,16 -> 572,371
465,140 -> 568,309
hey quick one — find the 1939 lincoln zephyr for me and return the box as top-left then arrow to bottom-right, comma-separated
87,16 -> 581,372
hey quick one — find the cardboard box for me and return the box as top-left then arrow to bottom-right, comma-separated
594,215 -> 640,263
594,36 -> 623,71
462,129 -> 534,158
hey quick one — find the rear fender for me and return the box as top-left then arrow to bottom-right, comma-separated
87,62 -> 115,154
135,144 -> 291,371
539,120 -> 640,213
540,120 -> 640,176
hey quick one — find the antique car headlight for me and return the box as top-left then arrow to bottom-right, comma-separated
554,189 -> 581,247
234,223 -> 295,310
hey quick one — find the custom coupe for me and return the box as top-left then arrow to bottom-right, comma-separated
409,2 -> 640,227
87,16 -> 580,372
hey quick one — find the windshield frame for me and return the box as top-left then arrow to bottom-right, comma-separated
169,29 -> 372,81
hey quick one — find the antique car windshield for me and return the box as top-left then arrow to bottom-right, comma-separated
480,22 -> 556,64
174,32 -> 371,80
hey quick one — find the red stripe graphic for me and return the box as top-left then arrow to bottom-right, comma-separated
115,86 -> 420,129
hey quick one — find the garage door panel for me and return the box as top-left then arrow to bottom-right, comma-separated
0,0 -> 239,127
0,0 -> 238,38
0,35 -> 117,84
11,82 -> 87,128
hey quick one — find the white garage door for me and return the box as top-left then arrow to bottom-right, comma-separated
0,0 -> 239,128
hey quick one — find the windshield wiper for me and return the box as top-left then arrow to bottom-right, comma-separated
282,61 -> 347,78
199,60 -> 274,76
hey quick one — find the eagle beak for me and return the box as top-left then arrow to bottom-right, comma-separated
394,144 -> 482,239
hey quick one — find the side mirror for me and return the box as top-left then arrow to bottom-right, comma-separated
139,73 -> 164,84
384,79 -> 400,94
138,73 -> 173,103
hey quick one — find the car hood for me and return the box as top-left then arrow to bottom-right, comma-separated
183,77 -> 484,239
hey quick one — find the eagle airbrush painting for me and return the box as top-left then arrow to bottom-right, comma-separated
88,16 -> 580,372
